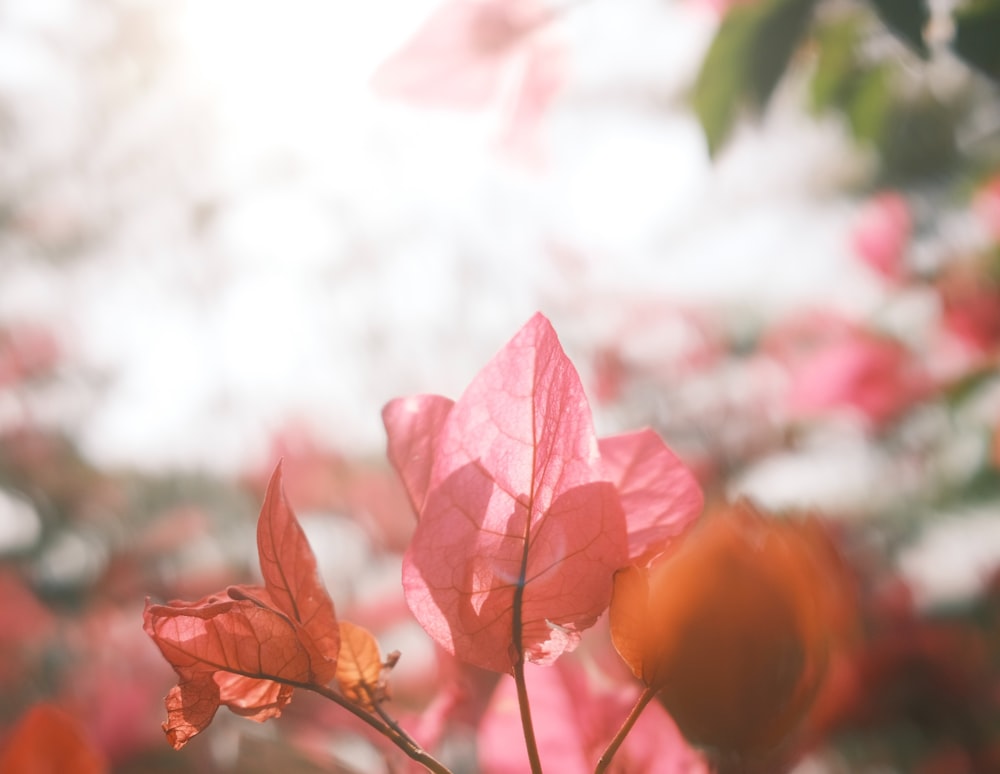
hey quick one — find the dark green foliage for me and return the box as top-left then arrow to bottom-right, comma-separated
692,0 -> 819,155
867,0 -> 930,57
952,0 -> 1000,82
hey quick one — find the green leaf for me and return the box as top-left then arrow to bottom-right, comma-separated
952,0 -> 1000,82
867,0 -> 930,57
845,64 -> 891,145
692,0 -> 819,155
810,16 -> 862,114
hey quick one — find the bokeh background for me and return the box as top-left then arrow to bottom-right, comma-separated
2,0 -> 1000,771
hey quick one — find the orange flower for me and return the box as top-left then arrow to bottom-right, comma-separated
610,500 -> 853,756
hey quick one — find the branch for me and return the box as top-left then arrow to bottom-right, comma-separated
290,680 -> 453,774
594,685 -> 656,774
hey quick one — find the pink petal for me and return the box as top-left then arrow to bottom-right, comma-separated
402,313 -> 627,673
383,394 -> 455,517
599,429 -> 703,562
371,0 -> 540,109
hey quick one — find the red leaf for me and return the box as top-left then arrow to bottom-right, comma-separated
0,703 -> 107,774
599,429 -> 703,562
256,462 -> 340,664
142,464 -> 339,748
400,313 -> 627,673
144,593 -> 318,747
382,394 -> 454,516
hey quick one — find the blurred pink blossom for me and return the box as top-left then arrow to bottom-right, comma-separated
936,259 -> 1000,359
850,192 -> 912,282
974,173 -> 1000,242
0,325 -> 60,388
371,0 -> 564,160
478,658 -> 706,773
764,314 -> 928,427
690,0 -> 760,17
786,330 -> 928,427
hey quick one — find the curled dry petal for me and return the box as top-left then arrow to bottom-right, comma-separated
142,463 -> 340,748
610,500 -> 854,755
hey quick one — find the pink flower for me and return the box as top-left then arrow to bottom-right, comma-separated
371,0 -> 564,160
974,173 -> 1000,242
764,313 -> 928,427
851,192 -> 912,282
785,330 -> 927,427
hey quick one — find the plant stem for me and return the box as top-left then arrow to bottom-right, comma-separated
513,657 -> 544,774
594,685 -> 656,774
298,681 -> 453,774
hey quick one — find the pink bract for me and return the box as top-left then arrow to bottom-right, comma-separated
383,313 -> 703,674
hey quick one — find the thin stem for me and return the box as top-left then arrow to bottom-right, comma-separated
293,681 -> 453,774
594,685 -> 656,774
513,658 -> 544,774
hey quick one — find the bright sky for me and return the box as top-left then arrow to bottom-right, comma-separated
0,0 -> 876,473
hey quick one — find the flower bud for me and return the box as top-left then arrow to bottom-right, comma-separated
610,500 -> 852,755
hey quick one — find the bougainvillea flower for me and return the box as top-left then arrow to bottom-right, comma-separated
851,191 -> 912,282
761,311 -> 925,427
780,325 -> 929,427
143,463 -> 340,748
610,500 -> 854,756
383,313 -> 702,674
371,0 -> 564,160
936,257 -> 1000,357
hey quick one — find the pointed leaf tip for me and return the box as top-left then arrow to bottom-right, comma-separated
257,462 -> 340,675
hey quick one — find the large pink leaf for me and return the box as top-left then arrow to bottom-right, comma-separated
402,313 -> 627,673
382,394 -> 454,516
256,462 -> 340,664
599,429 -> 703,562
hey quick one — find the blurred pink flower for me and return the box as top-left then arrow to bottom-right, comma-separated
0,325 -> 59,388
371,0 -> 564,160
851,192 -> 912,282
936,258 -> 1000,358
785,329 -> 927,427
478,658 -> 706,773
974,173 -> 1000,242
690,0 -> 760,18
764,314 -> 928,427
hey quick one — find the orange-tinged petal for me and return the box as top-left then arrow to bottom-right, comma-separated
610,500 -> 854,756
335,621 -> 384,709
